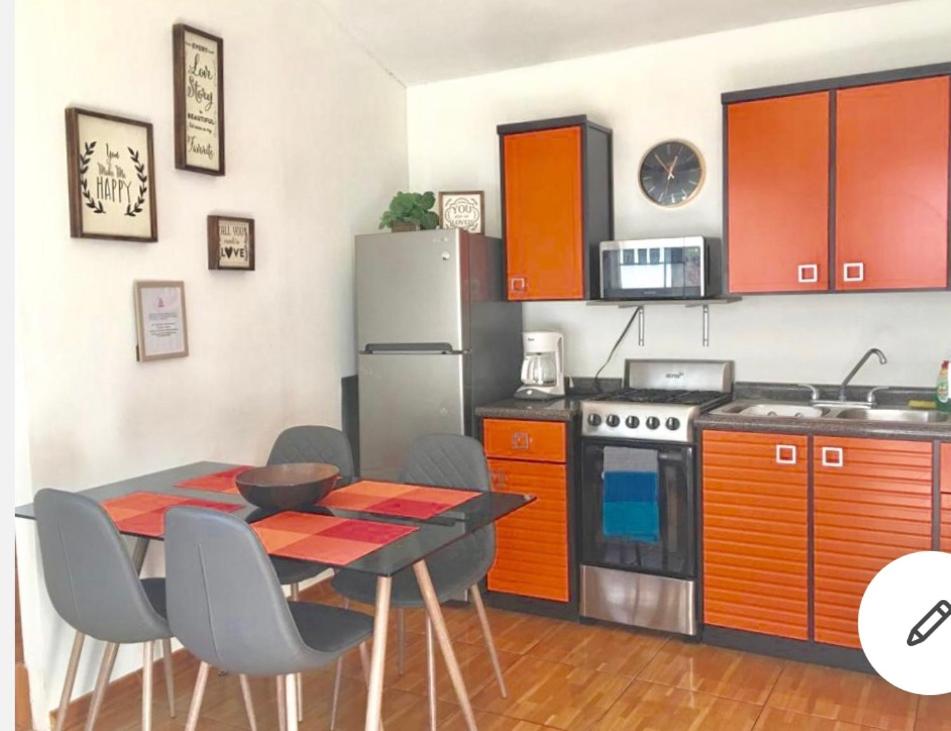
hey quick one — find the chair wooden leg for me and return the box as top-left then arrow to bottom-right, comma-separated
183,661 -> 210,731
397,608 -> 405,675
470,583 -> 507,697
276,675 -> 287,731
289,583 -> 303,722
329,597 -> 350,731
142,642 -> 153,731
83,641 -> 118,731
358,643 -> 385,731
413,561 -> 476,731
425,618 -> 437,731
53,630 -> 85,731
160,638 -> 175,717
239,674 -> 258,731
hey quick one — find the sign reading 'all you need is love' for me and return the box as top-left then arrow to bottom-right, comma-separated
174,24 -> 225,175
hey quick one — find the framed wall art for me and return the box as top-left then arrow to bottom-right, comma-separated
207,215 -> 255,270
173,23 -> 225,175
438,191 -> 484,234
133,281 -> 189,361
65,108 -> 157,241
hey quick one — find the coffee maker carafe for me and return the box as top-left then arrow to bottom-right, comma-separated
514,331 -> 565,400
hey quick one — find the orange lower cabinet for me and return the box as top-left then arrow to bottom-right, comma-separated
702,430 -> 809,640
942,443 -> 951,551
813,436 -> 933,648
487,458 -> 569,602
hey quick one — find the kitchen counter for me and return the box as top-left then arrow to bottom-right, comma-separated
476,378 -> 620,423
697,382 -> 951,441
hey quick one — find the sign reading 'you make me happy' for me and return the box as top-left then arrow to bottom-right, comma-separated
174,24 -> 225,175
65,108 -> 157,241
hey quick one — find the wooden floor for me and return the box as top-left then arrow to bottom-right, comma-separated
47,581 -> 950,731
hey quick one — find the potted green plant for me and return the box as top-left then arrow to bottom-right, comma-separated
378,191 -> 440,232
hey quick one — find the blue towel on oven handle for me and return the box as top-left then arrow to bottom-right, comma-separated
601,447 -> 660,543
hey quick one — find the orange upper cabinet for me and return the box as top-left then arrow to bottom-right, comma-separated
835,76 -> 950,290
499,116 -> 613,300
727,92 -> 831,293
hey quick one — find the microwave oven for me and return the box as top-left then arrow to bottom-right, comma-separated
599,236 -> 721,300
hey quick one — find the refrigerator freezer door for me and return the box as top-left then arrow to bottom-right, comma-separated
356,230 -> 466,352
358,353 -> 466,480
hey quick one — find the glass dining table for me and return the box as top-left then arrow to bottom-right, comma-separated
15,460 -> 535,731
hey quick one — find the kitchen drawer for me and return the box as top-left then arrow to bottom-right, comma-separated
941,442 -> 951,494
941,493 -> 951,552
483,418 -> 566,463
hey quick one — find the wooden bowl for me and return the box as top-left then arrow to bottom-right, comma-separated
235,463 -> 340,511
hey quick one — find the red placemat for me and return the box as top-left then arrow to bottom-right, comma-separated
319,480 -> 480,520
251,511 -> 417,566
175,466 -> 252,494
102,492 -> 242,538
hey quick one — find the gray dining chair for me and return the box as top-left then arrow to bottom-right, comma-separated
164,506 -> 378,731
34,489 -> 175,731
329,434 -> 507,730
267,424 -> 355,720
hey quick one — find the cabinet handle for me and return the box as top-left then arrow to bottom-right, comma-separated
509,276 -> 526,292
797,264 -> 818,284
511,431 -> 532,450
821,446 -> 844,468
843,262 -> 864,283
490,470 -> 506,487
775,444 -> 798,465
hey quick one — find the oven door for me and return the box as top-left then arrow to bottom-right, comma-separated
580,438 -> 696,579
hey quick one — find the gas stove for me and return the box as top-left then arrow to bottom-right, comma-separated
581,360 -> 734,442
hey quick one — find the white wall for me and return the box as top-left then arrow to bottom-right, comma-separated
14,0 -> 406,724
408,0 -> 951,387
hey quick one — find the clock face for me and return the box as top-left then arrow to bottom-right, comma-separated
639,140 -> 704,207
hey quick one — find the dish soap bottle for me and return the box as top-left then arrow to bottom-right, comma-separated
938,360 -> 951,413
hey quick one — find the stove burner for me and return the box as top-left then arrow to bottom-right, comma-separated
588,389 -> 727,407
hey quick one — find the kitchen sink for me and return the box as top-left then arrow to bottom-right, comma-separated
834,408 -> 950,423
740,404 -> 828,418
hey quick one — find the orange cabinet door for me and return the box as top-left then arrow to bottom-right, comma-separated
835,76 -> 950,290
483,418 -> 566,463
942,443 -> 951,551
503,126 -> 584,300
702,430 -> 809,639
727,93 -> 831,293
487,458 -> 569,602
813,437 -> 933,648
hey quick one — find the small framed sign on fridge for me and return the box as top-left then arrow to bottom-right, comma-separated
207,215 -> 255,270
133,281 -> 189,361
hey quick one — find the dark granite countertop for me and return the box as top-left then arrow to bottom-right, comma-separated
697,382 -> 951,442
475,377 -> 620,423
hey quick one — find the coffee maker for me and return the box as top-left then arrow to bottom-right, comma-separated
514,331 -> 565,400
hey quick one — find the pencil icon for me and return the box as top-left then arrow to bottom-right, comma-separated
907,600 -> 951,646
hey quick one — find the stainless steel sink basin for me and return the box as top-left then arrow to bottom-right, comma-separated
835,408 -> 950,423
740,404 -> 828,418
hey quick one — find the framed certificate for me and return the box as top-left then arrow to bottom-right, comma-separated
207,215 -> 255,270
133,281 -> 189,361
173,24 -> 225,175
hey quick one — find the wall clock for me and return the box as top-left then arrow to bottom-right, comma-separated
639,140 -> 705,207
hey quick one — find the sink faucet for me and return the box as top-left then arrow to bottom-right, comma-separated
839,348 -> 887,401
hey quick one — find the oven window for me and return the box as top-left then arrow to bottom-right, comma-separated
581,441 -> 696,578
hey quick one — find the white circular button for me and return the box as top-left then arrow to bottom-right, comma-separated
858,551 -> 951,695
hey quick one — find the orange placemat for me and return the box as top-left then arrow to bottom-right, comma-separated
175,466 -> 252,494
251,511 -> 417,566
319,480 -> 480,520
102,492 -> 242,538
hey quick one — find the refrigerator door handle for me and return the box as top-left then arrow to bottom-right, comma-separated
364,342 -> 458,354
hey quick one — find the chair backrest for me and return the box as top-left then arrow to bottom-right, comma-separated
164,506 -> 316,676
34,489 -> 169,642
399,434 -> 495,576
268,426 -> 355,483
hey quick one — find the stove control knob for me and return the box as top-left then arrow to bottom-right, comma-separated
605,414 -> 620,428
587,413 -> 602,427
666,417 -> 681,431
646,416 -> 660,430
625,415 -> 640,429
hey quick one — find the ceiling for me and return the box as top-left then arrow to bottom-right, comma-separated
317,0 -> 911,85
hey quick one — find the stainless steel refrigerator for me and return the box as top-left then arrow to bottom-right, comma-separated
356,229 -> 522,480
